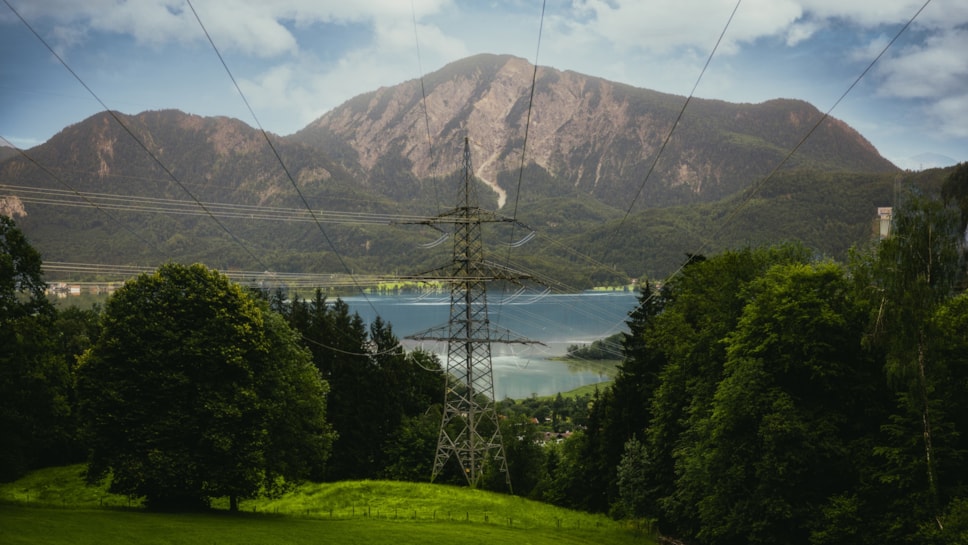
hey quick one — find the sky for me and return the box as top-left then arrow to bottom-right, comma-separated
1,0 -> 966,170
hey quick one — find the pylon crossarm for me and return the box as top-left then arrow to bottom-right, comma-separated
410,137 -> 531,493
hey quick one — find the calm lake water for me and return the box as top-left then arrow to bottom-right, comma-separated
59,288 -> 639,399
342,290 -> 639,399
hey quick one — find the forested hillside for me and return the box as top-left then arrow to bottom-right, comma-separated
546,164 -> 968,544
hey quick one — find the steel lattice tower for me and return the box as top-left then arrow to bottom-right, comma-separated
405,137 -> 539,491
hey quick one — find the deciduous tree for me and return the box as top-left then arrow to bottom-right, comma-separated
685,262 -> 874,545
77,263 -> 333,509
643,245 -> 812,535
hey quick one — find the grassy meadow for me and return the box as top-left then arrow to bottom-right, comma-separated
0,465 -> 653,545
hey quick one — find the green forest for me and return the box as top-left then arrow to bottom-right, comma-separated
4,162 -> 968,544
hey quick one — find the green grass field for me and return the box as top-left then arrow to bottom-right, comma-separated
0,466 -> 654,545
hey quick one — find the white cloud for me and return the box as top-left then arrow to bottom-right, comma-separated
11,0 -> 965,62
555,0 -> 968,63
189,2 -> 298,57
9,0 -> 453,56
13,0 -> 195,46
567,0 -> 802,54
928,94 -> 968,138
877,27 -> 968,99
795,0 -> 929,26
785,20 -> 819,46
849,34 -> 890,63
233,17 -> 467,133
3,0 -> 967,160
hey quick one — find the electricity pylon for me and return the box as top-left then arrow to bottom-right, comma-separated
404,137 -> 540,491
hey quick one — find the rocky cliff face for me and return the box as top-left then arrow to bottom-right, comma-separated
295,54 -> 896,210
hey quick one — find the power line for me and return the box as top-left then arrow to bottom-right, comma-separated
4,11 -> 462,366
0,183 -> 436,225
43,257 -> 446,361
2,177 -> 628,295
1,132 -> 424,363
2,0 -> 438,365
506,0 -> 547,226
474,0 -> 743,337
411,0 -> 442,214
8,0 -> 919,376
598,0 -> 742,269
45,256 -> 630,358
41,260 -> 387,283
3,0 -> 271,272
2,0 -> 632,347
605,0 -> 932,344
185,0 -> 380,316
0,137 -> 162,255
28,164 -> 412,208
689,0 -> 928,259
493,0 -> 547,327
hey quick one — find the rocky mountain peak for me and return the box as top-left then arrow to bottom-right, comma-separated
295,54 -> 895,210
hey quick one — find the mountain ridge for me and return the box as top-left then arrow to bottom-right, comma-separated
295,53 -> 896,210
0,53 -> 922,285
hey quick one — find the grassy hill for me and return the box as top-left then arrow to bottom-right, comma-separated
0,466 -> 651,545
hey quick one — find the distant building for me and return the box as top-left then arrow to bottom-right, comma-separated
877,207 -> 892,239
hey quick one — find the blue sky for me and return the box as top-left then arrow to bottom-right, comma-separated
1,0 -> 966,170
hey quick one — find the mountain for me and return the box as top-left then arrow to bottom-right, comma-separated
0,145 -> 18,163
0,110 -> 443,274
295,54 -> 896,210
0,54 -> 930,288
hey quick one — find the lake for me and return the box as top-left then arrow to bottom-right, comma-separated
342,290 -> 639,399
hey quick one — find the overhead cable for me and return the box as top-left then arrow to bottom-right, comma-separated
0,137 -> 161,255
0,183 -> 435,225
185,0 -> 381,316
598,0 -> 743,269
411,0 -> 442,213
607,0 -> 933,339
3,0 -> 272,272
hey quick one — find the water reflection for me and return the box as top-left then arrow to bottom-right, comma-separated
347,291 -> 636,398
55,289 -> 637,399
